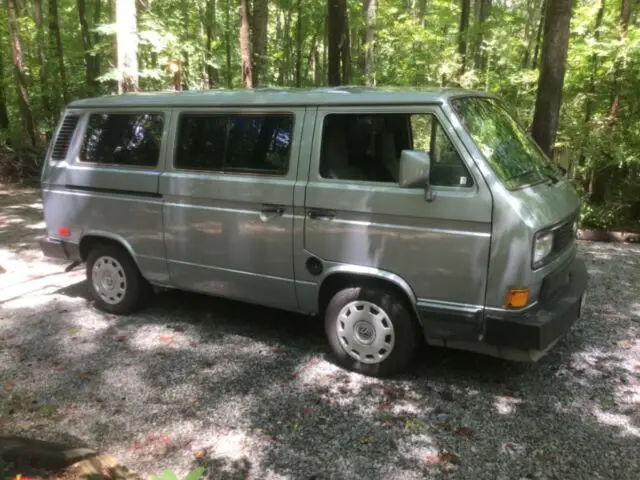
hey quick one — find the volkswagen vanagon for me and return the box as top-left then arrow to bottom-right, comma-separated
38,87 -> 588,376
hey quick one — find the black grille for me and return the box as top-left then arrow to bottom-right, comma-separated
552,217 -> 576,255
51,115 -> 80,161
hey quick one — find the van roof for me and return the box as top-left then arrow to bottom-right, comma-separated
67,86 -> 495,109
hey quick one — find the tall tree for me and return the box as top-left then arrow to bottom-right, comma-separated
532,0 -> 547,69
530,0 -> 572,158
181,0 -> 190,89
49,0 -> 69,104
205,0 -> 220,88
295,0 -> 303,87
327,0 -> 349,85
474,0 -> 491,71
34,0 -> 52,125
7,0 -> 36,146
239,0 -> 253,88
78,0 -> 98,94
458,0 -> 471,73
364,0 -> 376,86
0,39 -> 10,133
252,0 -> 269,86
116,0 -> 139,92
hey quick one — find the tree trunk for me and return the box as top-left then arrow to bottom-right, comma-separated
181,0 -> 190,89
0,42 -> 10,132
7,0 -> 36,146
418,0 -> 428,27
116,0 -> 139,93
576,0 -> 605,181
474,0 -> 491,71
530,0 -> 572,159
584,0 -> 606,127
532,0 -> 547,69
327,0 -> 349,85
93,0 -> 102,85
341,2 -> 351,84
608,0 -> 631,119
225,0 -> 232,88
295,0 -> 303,87
78,0 -> 98,94
239,0 -> 253,88
49,0 -> 69,103
458,0 -> 471,73
252,0 -> 269,86
205,0 -> 220,88
35,0 -> 52,124
364,0 -> 376,86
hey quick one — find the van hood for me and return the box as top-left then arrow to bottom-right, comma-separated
510,178 -> 581,230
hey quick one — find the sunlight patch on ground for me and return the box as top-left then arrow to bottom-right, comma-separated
592,407 -> 640,437
493,394 -> 522,415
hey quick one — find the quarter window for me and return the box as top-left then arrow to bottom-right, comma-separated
80,113 -> 164,167
320,112 -> 472,187
175,113 -> 293,175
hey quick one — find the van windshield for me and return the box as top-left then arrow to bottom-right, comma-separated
450,96 -> 560,190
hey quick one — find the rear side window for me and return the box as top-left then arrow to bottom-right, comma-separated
80,113 -> 164,167
175,113 -> 293,175
51,114 -> 80,161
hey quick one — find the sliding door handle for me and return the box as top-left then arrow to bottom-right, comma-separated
308,209 -> 335,221
260,204 -> 285,221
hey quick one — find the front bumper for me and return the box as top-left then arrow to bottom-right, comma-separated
39,237 -> 81,261
483,256 -> 588,351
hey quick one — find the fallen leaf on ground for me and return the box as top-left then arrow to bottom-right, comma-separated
454,426 -> 474,438
359,437 -> 369,444
3,381 -> 16,392
426,450 -> 460,466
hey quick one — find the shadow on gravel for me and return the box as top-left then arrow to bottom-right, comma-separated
0,188 -> 45,255
1,243 -> 639,479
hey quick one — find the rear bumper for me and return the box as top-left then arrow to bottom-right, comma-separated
39,237 -> 81,261
483,256 -> 588,352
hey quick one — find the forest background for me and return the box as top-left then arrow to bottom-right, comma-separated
1,0 -> 638,231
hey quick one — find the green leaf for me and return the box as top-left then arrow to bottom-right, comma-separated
184,466 -> 205,480
161,469 -> 178,480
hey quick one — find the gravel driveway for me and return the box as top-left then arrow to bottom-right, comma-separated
1,184 -> 639,480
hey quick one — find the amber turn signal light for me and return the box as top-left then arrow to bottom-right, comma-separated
505,288 -> 529,309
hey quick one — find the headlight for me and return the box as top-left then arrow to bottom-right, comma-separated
533,231 -> 554,267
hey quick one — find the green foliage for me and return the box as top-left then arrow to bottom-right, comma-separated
0,0 -> 638,230
149,467 -> 205,480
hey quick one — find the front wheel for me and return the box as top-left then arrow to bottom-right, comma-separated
86,244 -> 151,315
324,283 -> 422,377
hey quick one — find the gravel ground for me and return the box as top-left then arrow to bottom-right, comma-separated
1,184 -> 639,480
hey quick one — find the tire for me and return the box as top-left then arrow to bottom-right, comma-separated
324,282 -> 422,377
86,244 -> 151,315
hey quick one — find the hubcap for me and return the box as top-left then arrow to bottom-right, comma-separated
336,300 -> 395,364
91,256 -> 127,305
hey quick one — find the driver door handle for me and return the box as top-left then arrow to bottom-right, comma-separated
308,209 -> 335,221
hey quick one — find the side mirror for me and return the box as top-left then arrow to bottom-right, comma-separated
398,150 -> 434,201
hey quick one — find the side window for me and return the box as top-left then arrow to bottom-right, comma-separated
175,115 -> 227,171
175,113 -> 293,175
320,113 -> 411,183
80,113 -> 164,167
410,114 -> 473,187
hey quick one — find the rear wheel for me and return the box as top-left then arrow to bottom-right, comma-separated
86,244 -> 151,314
324,282 -> 421,377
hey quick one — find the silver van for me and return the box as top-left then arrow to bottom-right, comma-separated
39,87 -> 588,376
